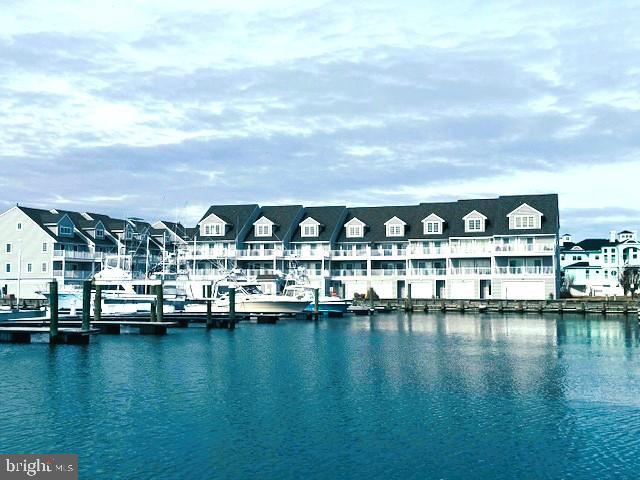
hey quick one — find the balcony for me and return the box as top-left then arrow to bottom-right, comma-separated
410,247 -> 447,257
330,269 -> 368,277
284,249 -> 330,258
52,270 -> 94,280
53,250 -> 102,261
236,249 -> 283,258
449,246 -> 493,257
495,266 -> 554,275
495,244 -> 555,255
371,269 -> 406,276
449,267 -> 492,276
331,249 -> 367,258
370,249 -> 407,257
409,268 -> 447,276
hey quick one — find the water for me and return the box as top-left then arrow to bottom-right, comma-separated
1,313 -> 639,479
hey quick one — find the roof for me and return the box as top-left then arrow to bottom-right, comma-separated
243,205 -> 303,242
18,207 -> 89,244
333,194 -> 559,242
290,206 -> 347,242
564,262 -> 596,268
197,204 -> 259,241
561,238 -> 617,252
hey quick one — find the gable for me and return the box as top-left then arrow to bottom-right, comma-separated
344,217 -> 366,227
384,216 -> 406,226
300,217 -> 321,227
254,216 -> 274,226
462,210 -> 487,221
507,203 -> 543,217
201,212 -> 228,225
422,213 -> 444,223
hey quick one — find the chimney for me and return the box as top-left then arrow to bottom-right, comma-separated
610,230 -> 616,243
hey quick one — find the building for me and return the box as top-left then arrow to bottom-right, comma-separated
187,194 -> 560,300
0,205 -> 162,301
560,230 -> 640,296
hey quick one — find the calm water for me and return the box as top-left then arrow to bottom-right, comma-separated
1,313 -> 639,479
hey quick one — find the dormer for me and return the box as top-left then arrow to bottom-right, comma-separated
422,213 -> 444,235
200,213 -> 227,237
300,217 -> 321,238
56,215 -> 75,238
95,221 -> 105,239
560,233 -> 572,244
463,210 -> 487,233
344,217 -> 366,238
123,223 -> 134,240
254,216 -> 274,237
507,203 -> 543,230
384,216 -> 406,237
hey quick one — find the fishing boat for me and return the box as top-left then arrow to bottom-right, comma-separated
281,268 -> 351,314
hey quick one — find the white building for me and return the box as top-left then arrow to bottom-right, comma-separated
560,230 -> 640,296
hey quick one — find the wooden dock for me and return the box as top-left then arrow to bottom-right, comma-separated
0,326 -> 100,344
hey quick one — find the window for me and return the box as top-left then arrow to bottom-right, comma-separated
387,225 -> 403,237
467,219 -> 482,231
256,224 -> 271,237
59,226 -> 73,236
41,262 -> 47,273
5,263 -> 10,273
125,229 -> 133,240
347,226 -> 363,238
96,228 -> 104,238
5,243 -> 11,253
604,255 -> 608,263
42,243 -> 48,252
513,215 -> 538,229
586,270 -> 590,279
561,255 -> 565,260
204,223 -> 224,236
425,222 -> 440,234
605,271 -> 609,279
16,222 -> 22,231
612,270 -> 617,276
302,225 -> 318,237
27,263 -> 32,273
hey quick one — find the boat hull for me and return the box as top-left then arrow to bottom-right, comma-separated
186,299 -> 310,314
303,301 -> 351,313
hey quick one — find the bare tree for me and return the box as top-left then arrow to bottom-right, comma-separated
620,265 -> 640,298
561,272 -> 575,298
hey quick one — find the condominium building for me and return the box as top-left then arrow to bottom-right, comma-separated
560,230 -> 640,296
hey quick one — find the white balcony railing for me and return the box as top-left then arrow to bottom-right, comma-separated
410,268 -> 447,276
330,269 -> 368,277
371,269 -> 406,276
450,267 -> 492,275
53,250 -> 101,261
284,249 -> 329,258
330,249 -> 367,257
494,266 -> 554,275
495,244 -> 555,253
52,270 -> 94,280
236,249 -> 282,257
449,247 -> 493,256
410,247 -> 447,256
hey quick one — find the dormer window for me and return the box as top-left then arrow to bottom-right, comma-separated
463,210 -> 487,233
124,228 -> 133,240
254,216 -> 274,237
96,228 -> 104,238
384,216 -> 406,237
344,218 -> 366,238
59,226 -> 73,236
204,223 -> 224,236
300,217 -> 320,238
507,203 -> 542,230
16,222 -> 22,231
422,213 -> 444,235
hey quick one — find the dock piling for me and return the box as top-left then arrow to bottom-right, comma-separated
94,284 -> 102,321
313,288 -> 319,320
82,280 -> 91,331
49,281 -> 59,343
229,287 -> 236,330
155,282 -> 164,323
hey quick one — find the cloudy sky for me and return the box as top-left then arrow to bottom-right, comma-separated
1,0 -> 639,238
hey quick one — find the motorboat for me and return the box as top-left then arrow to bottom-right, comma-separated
281,267 -> 351,314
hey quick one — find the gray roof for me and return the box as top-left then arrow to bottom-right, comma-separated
197,204 -> 259,241
243,205 -> 303,242
560,238 -> 616,252
334,194 -> 559,242
290,206 -> 347,242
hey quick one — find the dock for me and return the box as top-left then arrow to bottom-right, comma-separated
0,326 -> 100,344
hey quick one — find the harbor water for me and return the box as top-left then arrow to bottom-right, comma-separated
1,312 -> 639,479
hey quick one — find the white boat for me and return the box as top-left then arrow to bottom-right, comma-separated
281,268 -> 351,314
183,271 -> 310,314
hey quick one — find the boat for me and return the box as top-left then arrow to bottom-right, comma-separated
281,268 -> 351,314
183,270 -> 310,314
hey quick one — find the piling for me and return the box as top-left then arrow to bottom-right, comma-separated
82,280 -> 91,331
313,288 -> 319,320
150,298 -> 157,322
368,287 -> 375,313
94,284 -> 102,321
228,287 -> 236,330
406,284 -> 413,312
155,282 -> 164,323
49,281 -> 59,343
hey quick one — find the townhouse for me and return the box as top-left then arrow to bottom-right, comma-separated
189,194 -> 560,300
560,230 -> 640,296
0,205 -> 162,300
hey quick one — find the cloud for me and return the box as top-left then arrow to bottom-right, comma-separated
0,0 -> 639,238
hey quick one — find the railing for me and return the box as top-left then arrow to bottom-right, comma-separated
450,267 -> 492,275
52,270 -> 94,280
330,269 -> 368,277
371,249 -> 407,257
410,268 -> 447,276
330,249 -> 368,257
495,244 -> 555,253
410,247 -> 446,256
236,249 -> 282,257
53,250 -> 101,261
449,247 -> 493,255
495,266 -> 554,275
284,249 -> 329,257
371,269 -> 406,276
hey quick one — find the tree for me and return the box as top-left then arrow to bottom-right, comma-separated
620,265 -> 640,298
560,272 -> 575,298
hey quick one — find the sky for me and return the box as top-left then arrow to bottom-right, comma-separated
1,0 -> 639,239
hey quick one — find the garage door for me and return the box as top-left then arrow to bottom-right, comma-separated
501,281 -> 545,300
410,281 -> 433,299
449,280 -> 476,299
